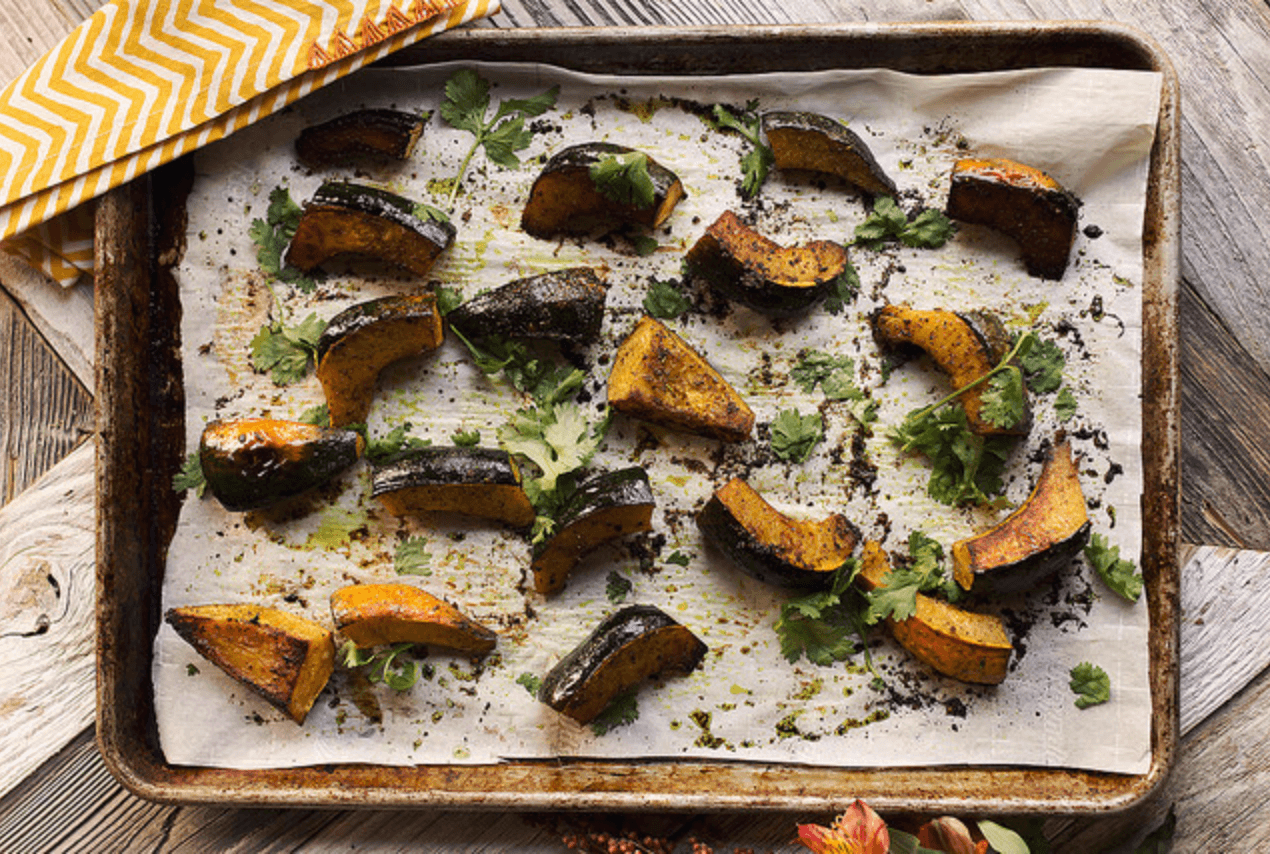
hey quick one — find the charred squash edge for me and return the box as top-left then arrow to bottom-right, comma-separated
606,315 -> 755,443
696,477 -> 860,590
295,108 -> 424,167
951,438 -> 1091,595
521,142 -> 686,238
761,110 -> 897,197
530,467 -> 655,595
199,418 -> 364,512
537,604 -> 707,724
330,583 -> 497,653
165,604 -> 335,724
446,267 -> 608,344
684,210 -> 850,317
370,446 -> 536,528
857,542 -> 1012,685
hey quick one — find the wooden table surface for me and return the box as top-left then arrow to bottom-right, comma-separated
3,0 -> 1270,851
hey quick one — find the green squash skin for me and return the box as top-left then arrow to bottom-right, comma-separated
446,267 -> 608,344
316,293 -> 440,363
553,467 -> 654,536
294,108 -> 424,167
307,182 -> 455,245
696,493 -> 858,590
761,110 -> 897,197
370,447 -> 521,494
199,420 -> 363,512
537,604 -> 707,722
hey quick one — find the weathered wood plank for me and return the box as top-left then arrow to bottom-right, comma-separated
0,255 -> 94,390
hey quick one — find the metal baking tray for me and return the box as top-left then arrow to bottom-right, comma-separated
96,20 -> 1180,813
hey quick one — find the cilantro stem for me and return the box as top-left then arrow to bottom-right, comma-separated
447,142 -> 479,212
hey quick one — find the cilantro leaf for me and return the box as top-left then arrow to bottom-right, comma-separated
712,102 -> 772,199
979,367 -> 1027,429
249,186 -> 315,292
340,641 -> 421,692
589,150 -> 655,209
1054,387 -> 1078,422
632,235 -> 659,257
1069,661 -> 1110,709
172,452 -> 206,497
439,68 -> 559,209
864,531 -> 958,624
854,196 -> 954,250
394,536 -> 432,576
770,409 -> 824,463
499,401 -> 605,492
643,278 -> 692,319
516,672 -> 542,695
590,687 -> 640,735
891,405 -> 1013,506
451,328 -> 584,407
297,403 -> 329,426
898,207 -> 956,248
363,423 -> 431,464
605,571 -> 632,603
774,561 -> 869,667
451,428 -> 481,447
665,550 -> 691,567
1020,337 -> 1065,393
411,202 -> 451,225
435,285 -> 464,316
822,259 -> 860,315
790,350 -> 860,401
1084,532 -> 1143,602
249,312 -> 326,385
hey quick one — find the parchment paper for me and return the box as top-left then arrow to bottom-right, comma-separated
154,61 -> 1162,774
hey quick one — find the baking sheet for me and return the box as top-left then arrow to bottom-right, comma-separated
153,59 -> 1161,775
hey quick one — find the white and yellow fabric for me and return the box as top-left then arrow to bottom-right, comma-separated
0,0 -> 500,286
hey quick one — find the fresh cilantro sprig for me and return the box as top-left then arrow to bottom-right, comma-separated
248,186 -> 316,292
822,260 -> 861,316
605,571 -> 633,603
712,101 -> 773,199
642,278 -> 692,319
864,531 -> 961,624
774,560 -> 879,681
340,641 -> 421,691
790,350 -> 862,401
298,404 -> 330,426
249,309 -> 326,386
451,428 -> 481,447
516,672 -> 542,695
590,687 -> 640,735
891,405 -> 1013,506
499,401 -> 607,494
589,151 -> 655,209
1084,533 -> 1143,602
1019,337 -> 1065,394
439,68 -> 559,210
770,408 -> 824,463
173,452 -> 207,497
1069,661 -> 1110,709
360,422 -> 432,464
450,327 -> 584,407
395,536 -> 432,576
854,196 -> 954,250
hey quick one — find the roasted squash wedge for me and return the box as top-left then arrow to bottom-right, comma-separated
871,303 -> 1030,435
165,603 -> 335,724
538,604 -> 707,724
531,467 -> 655,595
371,447 -> 536,528
521,142 -> 686,238
945,157 -> 1080,280
286,181 -> 456,276
697,477 -> 859,590
330,583 -> 497,653
446,267 -> 608,345
761,110 -> 897,197
199,418 -> 364,511
295,108 -> 424,168
684,210 -> 850,317
857,542 -> 1012,685
952,438 -> 1090,595
607,316 -> 754,443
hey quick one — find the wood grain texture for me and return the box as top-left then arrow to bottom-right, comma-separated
0,254 -> 94,389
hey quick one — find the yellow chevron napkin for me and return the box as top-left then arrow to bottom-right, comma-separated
0,0 -> 500,286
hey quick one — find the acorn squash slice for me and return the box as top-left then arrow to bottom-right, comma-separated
316,293 -> 444,428
951,438 -> 1090,595
371,446 -> 536,528
538,604 -> 707,724
521,142 -> 686,238
684,210 -> 850,317
697,477 -> 860,590
285,181 -> 456,276
761,110 -> 897,197
607,315 -> 754,443
857,542 -> 1012,685
945,157 -> 1080,280
199,418 -> 364,512
871,303 -> 1030,436
446,267 -> 608,345
165,604 -> 335,724
294,108 -> 424,168
531,467 -> 655,595
330,583 -> 497,653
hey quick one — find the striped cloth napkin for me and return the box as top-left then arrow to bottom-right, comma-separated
0,0 -> 500,286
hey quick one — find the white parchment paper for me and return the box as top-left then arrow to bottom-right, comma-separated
155,61 -> 1162,774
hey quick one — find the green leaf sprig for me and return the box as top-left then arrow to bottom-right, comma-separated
863,531 -> 962,624
248,185 -> 316,292
773,559 -> 882,682
439,68 -> 559,211
642,278 -> 693,319
340,641 -> 421,691
172,452 -> 207,497
589,150 -> 656,209
1084,532 -> 1143,602
590,687 -> 640,735
711,101 -> 773,199
1069,661 -> 1111,709
854,196 -> 954,250
360,422 -> 432,465
770,408 -> 824,463
394,536 -> 432,576
790,350 -> 863,401
249,309 -> 326,386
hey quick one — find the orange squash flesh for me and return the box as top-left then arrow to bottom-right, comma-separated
872,303 -> 1029,435
952,439 -> 1090,595
165,604 -> 335,724
762,110 -> 897,196
316,293 -> 444,428
858,542 -> 1012,685
607,315 -> 754,443
330,583 -> 497,653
